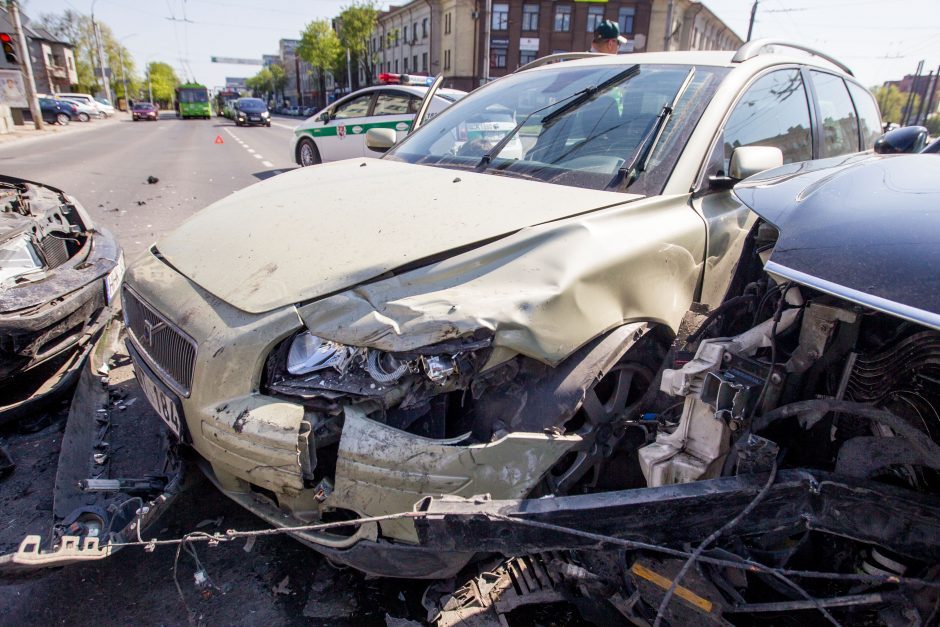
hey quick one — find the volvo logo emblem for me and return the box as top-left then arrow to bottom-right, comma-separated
142,319 -> 166,347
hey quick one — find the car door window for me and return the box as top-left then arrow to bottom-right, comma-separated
722,69 -> 813,173
333,94 -> 373,120
846,81 -> 882,150
811,71 -> 860,158
373,92 -> 411,116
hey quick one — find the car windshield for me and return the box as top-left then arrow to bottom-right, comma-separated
237,98 -> 266,112
387,63 -> 728,194
95,98 -> 110,105
133,103 -> 155,110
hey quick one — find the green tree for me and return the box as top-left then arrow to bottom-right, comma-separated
873,84 -> 920,125
925,114 -> 940,137
336,1 -> 379,87
297,20 -> 341,108
270,62 -> 288,103
147,61 -> 179,107
37,10 -> 138,99
246,67 -> 274,98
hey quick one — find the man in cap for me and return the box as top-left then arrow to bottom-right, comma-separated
591,19 -> 628,55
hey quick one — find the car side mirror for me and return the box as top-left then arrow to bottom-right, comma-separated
319,111 -> 331,122
874,125 -> 928,154
710,146 -> 784,190
365,128 -> 397,153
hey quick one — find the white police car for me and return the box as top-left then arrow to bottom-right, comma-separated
290,75 -> 466,166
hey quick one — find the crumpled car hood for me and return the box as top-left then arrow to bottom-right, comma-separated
157,159 -> 640,314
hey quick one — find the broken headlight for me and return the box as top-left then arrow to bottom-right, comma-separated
0,234 -> 43,284
286,331 -> 351,375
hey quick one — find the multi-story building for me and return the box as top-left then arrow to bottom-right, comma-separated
474,0 -> 653,85
646,0 -> 741,53
371,2 -> 438,80
0,7 -> 78,97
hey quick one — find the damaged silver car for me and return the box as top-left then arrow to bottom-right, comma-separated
0,175 -> 123,422
118,42 -> 886,578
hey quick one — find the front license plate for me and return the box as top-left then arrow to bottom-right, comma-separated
104,254 -> 125,304
134,361 -> 185,440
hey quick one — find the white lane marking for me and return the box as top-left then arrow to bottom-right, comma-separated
253,154 -> 263,159
271,122 -> 297,130
246,148 -> 255,153
262,160 -> 274,167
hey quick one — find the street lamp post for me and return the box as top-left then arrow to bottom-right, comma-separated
117,34 -> 135,112
90,0 -> 113,103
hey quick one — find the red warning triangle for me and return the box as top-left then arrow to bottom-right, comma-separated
214,135 -> 224,144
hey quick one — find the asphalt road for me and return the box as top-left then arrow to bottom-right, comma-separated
0,112 -> 429,626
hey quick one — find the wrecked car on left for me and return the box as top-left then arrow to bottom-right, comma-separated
0,175 -> 124,421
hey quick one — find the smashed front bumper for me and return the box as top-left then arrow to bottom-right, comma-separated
0,228 -> 123,423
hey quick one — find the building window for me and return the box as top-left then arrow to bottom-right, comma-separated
444,12 -> 452,34
492,3 -> 509,31
413,55 -> 418,71
395,29 -> 400,46
522,4 -> 539,31
394,59 -> 399,73
423,17 -> 428,38
404,26 -> 408,42
618,7 -> 635,34
413,22 -> 418,41
519,49 -> 537,66
553,5 -> 571,32
444,49 -> 451,70
422,51 -> 428,72
404,57 -> 409,72
490,46 -> 507,69
586,6 -> 604,33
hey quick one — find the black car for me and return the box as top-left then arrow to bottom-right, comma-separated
0,175 -> 123,422
233,97 -> 270,127
37,97 -> 76,125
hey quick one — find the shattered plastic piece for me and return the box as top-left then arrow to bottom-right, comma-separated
196,516 -> 223,529
92,453 -> 108,465
273,575 -> 292,595
194,569 -> 208,587
385,614 -> 422,627
243,536 -> 256,553
146,176 -> 159,184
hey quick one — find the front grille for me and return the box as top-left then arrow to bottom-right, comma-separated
40,236 -> 69,269
123,286 -> 197,396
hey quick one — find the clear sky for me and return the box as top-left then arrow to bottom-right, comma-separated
29,0 -> 940,91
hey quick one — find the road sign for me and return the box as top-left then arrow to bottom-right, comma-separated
211,56 -> 261,65
214,135 -> 224,144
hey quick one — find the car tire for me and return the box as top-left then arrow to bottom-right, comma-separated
298,138 -> 320,166
55,112 -> 70,125
77,112 -> 90,122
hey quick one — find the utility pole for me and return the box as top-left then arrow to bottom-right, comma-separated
482,0 -> 491,83
90,0 -> 113,103
746,1 -> 759,42
9,0 -> 43,129
147,63 -> 153,103
663,0 -> 674,51
346,47 -> 352,92
902,60 -> 924,126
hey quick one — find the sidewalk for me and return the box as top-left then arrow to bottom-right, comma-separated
0,113 -> 127,148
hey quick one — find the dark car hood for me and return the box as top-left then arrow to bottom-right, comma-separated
734,154 -> 940,330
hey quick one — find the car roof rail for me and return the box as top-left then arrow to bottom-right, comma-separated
732,39 -> 854,76
515,52 -> 607,73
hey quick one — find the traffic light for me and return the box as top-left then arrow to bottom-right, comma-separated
0,33 -> 17,65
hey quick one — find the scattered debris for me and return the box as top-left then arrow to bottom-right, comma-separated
195,516 -> 223,530
136,200 -> 146,206
302,589 -> 358,618
243,536 -> 256,553
146,176 -> 159,184
385,614 -> 422,627
272,575 -> 292,596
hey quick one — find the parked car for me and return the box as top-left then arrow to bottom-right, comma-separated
57,92 -> 108,118
37,97 -> 75,125
233,97 -> 270,127
48,95 -> 98,122
302,106 -> 317,117
131,102 -> 158,121
0,175 -> 123,422
123,42 -> 885,579
291,83 -> 466,165
93,97 -> 116,117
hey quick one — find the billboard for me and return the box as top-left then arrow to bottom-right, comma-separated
0,69 -> 27,107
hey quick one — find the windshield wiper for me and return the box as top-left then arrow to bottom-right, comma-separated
476,64 -> 640,170
615,67 -> 696,190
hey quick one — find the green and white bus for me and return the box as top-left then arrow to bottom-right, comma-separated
175,83 -> 211,119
